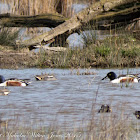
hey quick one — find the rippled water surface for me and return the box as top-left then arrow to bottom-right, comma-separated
0,68 -> 140,130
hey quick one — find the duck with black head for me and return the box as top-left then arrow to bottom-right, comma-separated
0,75 -> 30,86
102,72 -> 140,83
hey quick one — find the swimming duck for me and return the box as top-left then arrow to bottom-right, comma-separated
134,111 -> 140,119
98,105 -> 112,113
0,75 -> 30,86
102,72 -> 140,83
35,73 -> 57,81
0,88 -> 10,95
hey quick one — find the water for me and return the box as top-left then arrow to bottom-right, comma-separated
0,1 -> 140,132
0,2 -> 10,13
0,68 -> 140,130
72,3 -> 88,14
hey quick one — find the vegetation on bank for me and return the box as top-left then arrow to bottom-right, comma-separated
0,28 -> 19,48
1,0 -> 139,69
0,27 -> 140,69
36,30 -> 140,68
0,1 -> 139,140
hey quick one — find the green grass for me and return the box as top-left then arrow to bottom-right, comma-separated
0,27 -> 19,47
0,26 -> 139,69
35,31 -> 140,68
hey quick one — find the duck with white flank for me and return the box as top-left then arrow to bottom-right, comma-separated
35,73 -> 57,81
0,75 -> 30,86
102,72 -> 140,83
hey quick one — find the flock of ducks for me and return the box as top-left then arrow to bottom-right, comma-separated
0,73 -> 57,95
0,71 -> 139,119
0,71 -> 139,88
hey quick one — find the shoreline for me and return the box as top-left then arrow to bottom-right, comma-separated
0,41 -> 140,69
0,50 -> 139,69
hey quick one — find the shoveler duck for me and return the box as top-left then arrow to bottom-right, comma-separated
102,72 -> 140,83
98,105 -> 112,113
35,73 -> 57,81
134,111 -> 140,119
0,88 -> 10,95
0,75 -> 30,86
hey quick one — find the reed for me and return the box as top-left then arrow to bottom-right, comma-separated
0,27 -> 19,47
1,0 -> 74,17
0,28 -> 139,68
35,30 -> 140,68
80,25 -> 140,68
0,102 -> 139,140
0,71 -> 138,139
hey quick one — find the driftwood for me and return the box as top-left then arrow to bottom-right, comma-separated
29,45 -> 67,52
14,0 -> 140,47
0,13 -> 67,28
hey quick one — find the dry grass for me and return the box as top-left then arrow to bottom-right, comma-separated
0,104 -> 139,140
0,28 -> 139,69
34,33 -> 140,68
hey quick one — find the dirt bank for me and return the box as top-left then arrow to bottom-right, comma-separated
0,48 -> 38,69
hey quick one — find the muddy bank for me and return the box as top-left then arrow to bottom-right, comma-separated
0,49 -> 38,69
0,39 -> 140,69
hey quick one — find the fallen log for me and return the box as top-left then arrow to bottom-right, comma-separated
0,13 -> 67,27
18,0 -> 139,47
29,45 -> 67,52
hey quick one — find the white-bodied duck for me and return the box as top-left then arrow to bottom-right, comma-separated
0,75 -> 30,86
102,72 -> 140,83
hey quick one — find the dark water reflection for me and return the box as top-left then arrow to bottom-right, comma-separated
0,68 -> 140,129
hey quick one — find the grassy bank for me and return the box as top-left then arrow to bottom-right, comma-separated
35,31 -> 140,68
0,27 -> 140,69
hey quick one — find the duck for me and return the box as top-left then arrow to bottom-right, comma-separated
134,111 -> 140,119
98,105 -> 112,113
35,73 -> 57,81
102,71 -> 140,83
0,88 -> 10,95
0,75 -> 30,86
